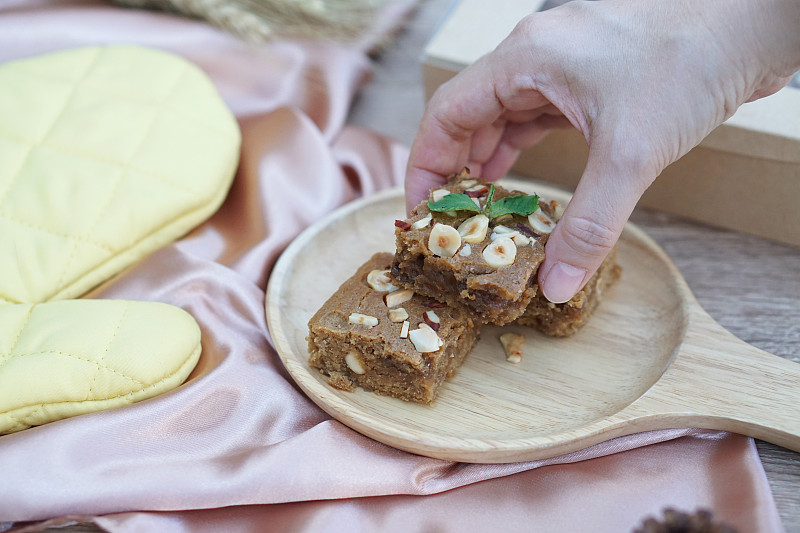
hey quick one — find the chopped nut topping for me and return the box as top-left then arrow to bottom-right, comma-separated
345,351 -> 366,374
424,310 -> 440,323
490,227 -> 529,246
408,323 -> 443,353
464,184 -> 489,197
460,178 -> 478,188
399,320 -> 410,338
388,307 -> 409,323
430,189 -> 451,202
550,200 -> 565,221
384,288 -> 414,307
428,223 -> 461,257
499,332 -> 525,364
492,224 -> 516,234
459,243 -> 472,257
349,313 -> 378,327
366,269 -> 398,292
423,310 -> 441,331
457,214 -> 489,243
528,210 -> 555,234
411,213 -> 433,230
483,236 -> 517,268
394,219 -> 411,231
510,233 -> 530,247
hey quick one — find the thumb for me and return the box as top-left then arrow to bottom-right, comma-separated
538,148 -> 652,303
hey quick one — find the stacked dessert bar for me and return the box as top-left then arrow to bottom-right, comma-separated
307,169 -> 621,404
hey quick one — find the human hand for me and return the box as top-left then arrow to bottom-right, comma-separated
405,0 -> 800,303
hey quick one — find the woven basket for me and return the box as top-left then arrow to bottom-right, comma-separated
112,0 -> 388,44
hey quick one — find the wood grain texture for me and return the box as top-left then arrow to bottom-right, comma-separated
266,181 -> 800,462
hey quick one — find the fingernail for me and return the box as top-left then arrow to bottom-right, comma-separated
541,262 -> 587,304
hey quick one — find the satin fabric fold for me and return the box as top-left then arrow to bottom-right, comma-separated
0,2 -> 783,532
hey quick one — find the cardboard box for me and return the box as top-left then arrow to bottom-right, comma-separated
422,0 -> 800,247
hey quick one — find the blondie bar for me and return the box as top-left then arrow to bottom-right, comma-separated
516,248 -> 622,336
392,170 -> 560,325
307,253 -> 479,404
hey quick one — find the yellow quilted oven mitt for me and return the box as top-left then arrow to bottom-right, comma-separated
0,300 -> 201,434
0,45 -> 240,304
0,46 -> 241,433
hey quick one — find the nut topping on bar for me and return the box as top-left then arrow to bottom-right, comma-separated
384,288 -> 414,307
388,307 -> 409,322
528,210 -> 555,235
423,310 -> 441,331
399,320 -> 410,338
408,323 -> 443,353
428,223 -> 462,257
459,243 -> 472,257
345,351 -> 366,374
490,225 -> 530,247
457,214 -> 489,243
412,214 -> 433,230
430,189 -> 451,202
483,236 -> 517,268
348,313 -> 378,326
464,184 -> 489,197
550,200 -> 565,221
367,269 -> 398,292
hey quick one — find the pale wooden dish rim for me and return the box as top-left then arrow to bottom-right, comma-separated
266,179 -> 800,463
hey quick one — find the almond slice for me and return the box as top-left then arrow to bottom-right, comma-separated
423,310 -> 441,331
384,288 -> 414,307
399,320 -> 410,338
499,332 -> 525,364
430,189 -> 451,202
408,323 -> 442,353
345,351 -> 366,374
366,269 -> 398,292
411,214 -> 433,230
348,313 -> 378,327
388,307 -> 409,323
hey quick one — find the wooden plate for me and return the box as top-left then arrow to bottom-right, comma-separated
266,179 -> 800,463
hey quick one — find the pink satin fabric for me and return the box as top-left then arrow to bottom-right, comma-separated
0,3 -> 783,532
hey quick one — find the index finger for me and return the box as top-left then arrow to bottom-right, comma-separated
405,53 -> 549,213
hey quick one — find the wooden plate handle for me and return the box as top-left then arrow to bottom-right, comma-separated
628,306 -> 800,452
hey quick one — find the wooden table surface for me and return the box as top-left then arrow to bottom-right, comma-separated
44,0 -> 799,531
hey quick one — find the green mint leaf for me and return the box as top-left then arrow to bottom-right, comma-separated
485,193 -> 541,219
427,193 -> 481,213
484,184 -> 496,214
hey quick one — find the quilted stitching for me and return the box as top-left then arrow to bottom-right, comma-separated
0,300 -> 202,434
0,45 -> 240,304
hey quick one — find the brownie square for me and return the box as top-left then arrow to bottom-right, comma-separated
515,247 -> 622,336
392,170 -> 562,325
307,252 -> 479,404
